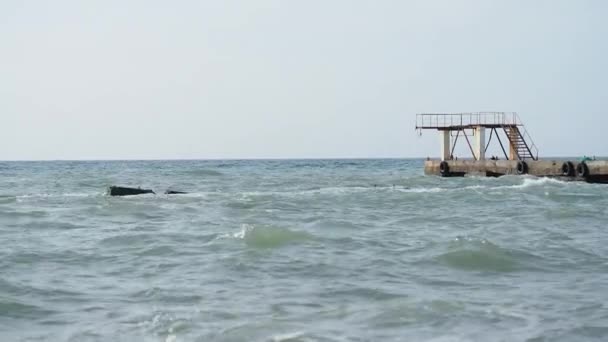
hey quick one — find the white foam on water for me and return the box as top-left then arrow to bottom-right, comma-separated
425,336 -> 470,342
227,177 -> 573,200
271,331 -> 306,342
397,187 -> 445,193
166,192 -> 212,199
239,185 -> 402,199
17,192 -> 100,199
106,193 -> 158,200
299,186 -> 371,195
508,176 -> 567,189
395,184 -> 488,194
218,224 -> 251,240
397,177 -> 571,194
233,224 -> 251,239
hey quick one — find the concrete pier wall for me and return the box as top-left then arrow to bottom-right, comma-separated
585,161 -> 608,175
424,159 -> 608,183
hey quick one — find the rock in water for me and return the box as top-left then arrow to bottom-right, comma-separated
165,190 -> 187,195
108,186 -> 155,196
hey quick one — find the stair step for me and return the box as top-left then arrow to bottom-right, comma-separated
504,125 -> 536,159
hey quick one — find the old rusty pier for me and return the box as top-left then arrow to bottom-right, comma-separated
416,112 -> 608,183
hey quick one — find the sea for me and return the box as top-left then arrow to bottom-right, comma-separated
1,159 -> 607,342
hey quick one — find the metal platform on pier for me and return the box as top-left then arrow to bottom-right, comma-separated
415,112 -> 538,161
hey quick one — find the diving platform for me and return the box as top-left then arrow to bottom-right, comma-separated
416,112 -> 538,161
416,112 -> 608,183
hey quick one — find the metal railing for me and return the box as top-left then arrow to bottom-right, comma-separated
415,112 -> 520,129
415,112 -> 539,160
512,113 -> 539,160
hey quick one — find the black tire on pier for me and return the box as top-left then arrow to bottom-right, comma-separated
561,161 -> 575,177
516,161 -> 528,175
439,161 -> 450,177
576,162 -> 589,178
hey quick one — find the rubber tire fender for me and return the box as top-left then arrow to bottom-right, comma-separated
439,161 -> 450,177
516,161 -> 528,175
561,161 -> 575,177
576,162 -> 589,178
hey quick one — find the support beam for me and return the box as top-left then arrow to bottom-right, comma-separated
495,129 -> 509,160
440,130 -> 450,161
509,142 -> 517,160
463,131 -> 476,160
508,128 -> 517,160
485,128 -> 494,153
474,126 -> 486,161
451,130 -> 461,158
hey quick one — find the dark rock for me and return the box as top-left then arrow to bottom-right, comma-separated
165,190 -> 187,195
485,171 -> 504,177
108,186 -> 155,196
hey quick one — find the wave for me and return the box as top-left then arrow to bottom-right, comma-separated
0,209 -> 48,218
0,299 -> 57,319
320,286 -> 402,301
146,177 -> 572,202
369,298 -> 466,329
508,176 -> 568,189
183,169 -> 224,177
392,184 -> 490,194
270,331 -> 307,342
158,191 -> 215,200
237,185 -> 408,199
435,237 -> 540,272
0,195 -> 17,204
393,177 -> 571,194
225,224 -> 314,248
136,245 -> 177,257
16,192 -> 101,199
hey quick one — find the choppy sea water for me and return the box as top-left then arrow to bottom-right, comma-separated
1,159 -> 607,342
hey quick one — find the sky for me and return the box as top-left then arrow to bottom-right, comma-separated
1,0 -> 607,160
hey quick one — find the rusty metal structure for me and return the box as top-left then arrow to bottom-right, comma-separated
416,112 -> 608,183
415,112 -> 538,161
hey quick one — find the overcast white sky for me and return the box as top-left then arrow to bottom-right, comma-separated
1,0 -> 607,160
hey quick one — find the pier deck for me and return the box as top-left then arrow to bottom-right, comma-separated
425,159 -> 608,183
415,112 -> 608,183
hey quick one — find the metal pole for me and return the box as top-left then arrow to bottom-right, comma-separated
496,128 -> 509,160
463,130 -> 476,160
451,129 -> 461,157
485,128 -> 494,153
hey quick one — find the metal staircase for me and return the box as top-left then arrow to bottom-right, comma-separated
503,125 -> 537,160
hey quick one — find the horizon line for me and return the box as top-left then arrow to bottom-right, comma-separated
0,155 -> 602,162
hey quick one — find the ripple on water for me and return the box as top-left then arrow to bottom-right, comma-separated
368,298 -> 466,329
182,169 -> 224,177
226,224 -> 315,249
0,299 -> 57,320
320,286 -> 403,301
0,195 -> 17,204
130,287 -> 204,304
433,237 -> 544,272
2,159 -> 608,341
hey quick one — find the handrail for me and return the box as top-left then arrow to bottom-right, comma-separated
415,112 -> 521,129
513,113 -> 539,160
415,112 -> 539,159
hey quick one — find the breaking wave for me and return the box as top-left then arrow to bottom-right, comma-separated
435,237 -> 540,272
227,224 -> 314,248
183,169 -> 224,177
